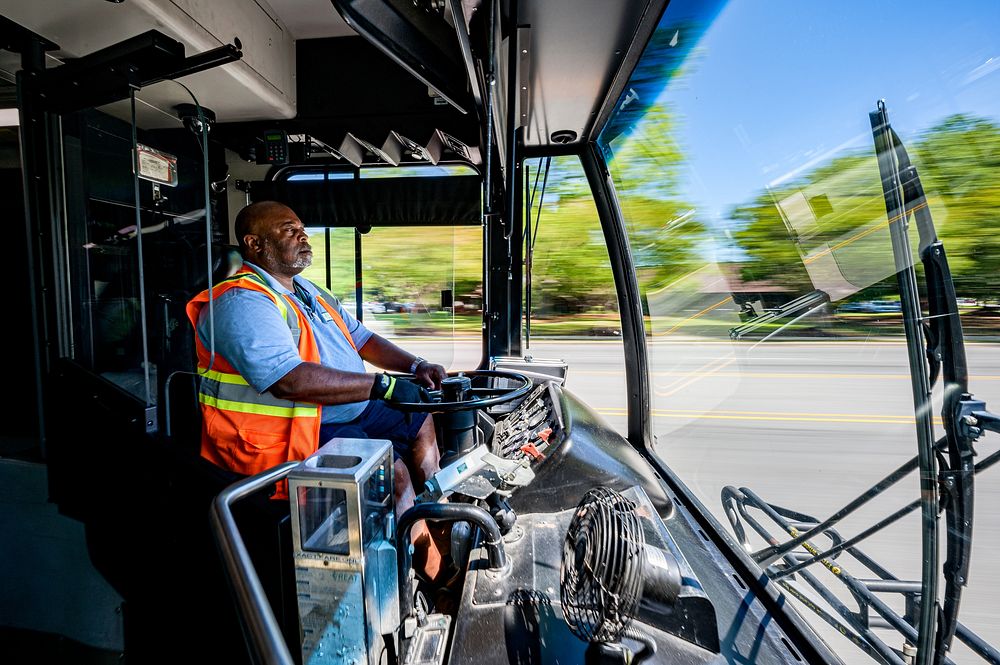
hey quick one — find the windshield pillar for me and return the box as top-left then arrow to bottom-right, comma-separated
581,143 -> 651,450
484,136 -> 524,362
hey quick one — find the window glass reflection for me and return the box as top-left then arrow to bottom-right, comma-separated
599,1 -> 1000,660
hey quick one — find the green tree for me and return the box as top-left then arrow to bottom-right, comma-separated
730,114 -> 1000,303
603,104 -> 708,292
527,156 -> 619,315
913,115 -> 1000,300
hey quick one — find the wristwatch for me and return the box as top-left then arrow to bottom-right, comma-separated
409,357 -> 426,374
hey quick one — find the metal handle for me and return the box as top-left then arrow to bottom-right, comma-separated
209,462 -> 299,665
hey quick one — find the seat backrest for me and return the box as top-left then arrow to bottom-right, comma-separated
194,243 -> 243,291
160,244 -> 243,453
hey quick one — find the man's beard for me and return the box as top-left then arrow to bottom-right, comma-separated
261,241 -> 312,270
290,251 -> 313,269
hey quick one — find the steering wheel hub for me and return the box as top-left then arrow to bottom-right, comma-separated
390,369 -> 533,413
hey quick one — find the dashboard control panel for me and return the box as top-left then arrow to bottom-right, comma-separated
493,382 -> 563,465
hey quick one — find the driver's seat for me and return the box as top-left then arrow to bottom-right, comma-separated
156,243 -> 300,663
161,243 -> 243,453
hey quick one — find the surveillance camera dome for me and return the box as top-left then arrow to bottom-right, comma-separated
174,103 -> 217,133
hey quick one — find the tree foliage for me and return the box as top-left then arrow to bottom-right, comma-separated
730,114 -> 1000,302
301,110 -> 1000,324
603,105 -> 708,292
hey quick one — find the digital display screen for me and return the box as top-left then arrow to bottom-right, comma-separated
297,486 -> 350,555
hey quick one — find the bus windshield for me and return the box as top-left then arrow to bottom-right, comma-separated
599,1 -> 1000,662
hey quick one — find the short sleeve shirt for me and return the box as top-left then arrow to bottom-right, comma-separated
196,262 -> 374,423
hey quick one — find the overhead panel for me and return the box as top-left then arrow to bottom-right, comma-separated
0,0 -> 298,124
288,36 -> 480,166
331,0 -> 473,115
272,171 -> 482,228
518,0 -> 659,148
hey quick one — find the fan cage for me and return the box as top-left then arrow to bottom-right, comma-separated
560,486 -> 646,643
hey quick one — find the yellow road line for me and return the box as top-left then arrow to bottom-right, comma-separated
654,354 -> 735,393
596,407 -> 942,426
576,370 -> 1000,381
663,296 -> 734,336
656,357 -> 737,397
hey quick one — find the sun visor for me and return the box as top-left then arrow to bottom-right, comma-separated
267,173 -> 481,228
331,0 -> 472,114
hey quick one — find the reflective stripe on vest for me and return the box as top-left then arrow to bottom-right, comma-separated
197,368 -> 319,418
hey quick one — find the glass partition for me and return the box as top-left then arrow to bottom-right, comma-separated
71,82 -> 218,421
598,1 -> 1000,662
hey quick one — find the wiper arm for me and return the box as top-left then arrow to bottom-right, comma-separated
871,100 -> 988,665
870,99 -> 940,665
728,289 -> 829,341
896,131 -> 977,665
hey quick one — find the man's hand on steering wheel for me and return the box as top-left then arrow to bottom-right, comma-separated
413,359 -> 447,390
377,369 -> 533,412
371,373 -> 431,404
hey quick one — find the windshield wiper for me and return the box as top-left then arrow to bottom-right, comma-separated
870,100 -> 995,665
870,99 -> 942,665
728,289 -> 829,341
724,102 -> 1000,665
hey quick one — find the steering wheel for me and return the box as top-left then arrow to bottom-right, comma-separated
390,369 -> 533,413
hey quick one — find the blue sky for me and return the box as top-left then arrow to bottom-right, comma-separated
651,0 -> 1000,227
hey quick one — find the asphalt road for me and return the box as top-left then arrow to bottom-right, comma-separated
405,337 -> 999,664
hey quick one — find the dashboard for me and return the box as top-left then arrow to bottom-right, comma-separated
434,383 -> 814,665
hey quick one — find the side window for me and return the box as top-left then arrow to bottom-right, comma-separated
300,227 -> 356,305
283,164 -> 483,370
300,225 -> 483,370
524,156 -> 626,435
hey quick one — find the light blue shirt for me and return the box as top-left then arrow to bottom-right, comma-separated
196,262 -> 374,423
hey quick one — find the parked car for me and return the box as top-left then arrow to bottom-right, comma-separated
836,300 -> 901,313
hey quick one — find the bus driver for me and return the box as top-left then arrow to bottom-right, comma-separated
186,200 -> 447,580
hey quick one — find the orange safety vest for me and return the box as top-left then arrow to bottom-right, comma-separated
185,265 -> 358,498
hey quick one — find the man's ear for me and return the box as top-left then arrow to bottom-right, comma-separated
243,234 -> 261,254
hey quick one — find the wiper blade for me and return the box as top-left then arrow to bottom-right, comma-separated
728,289 -> 829,341
884,119 -> 975,662
871,100 -> 987,665
884,122 -> 969,394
